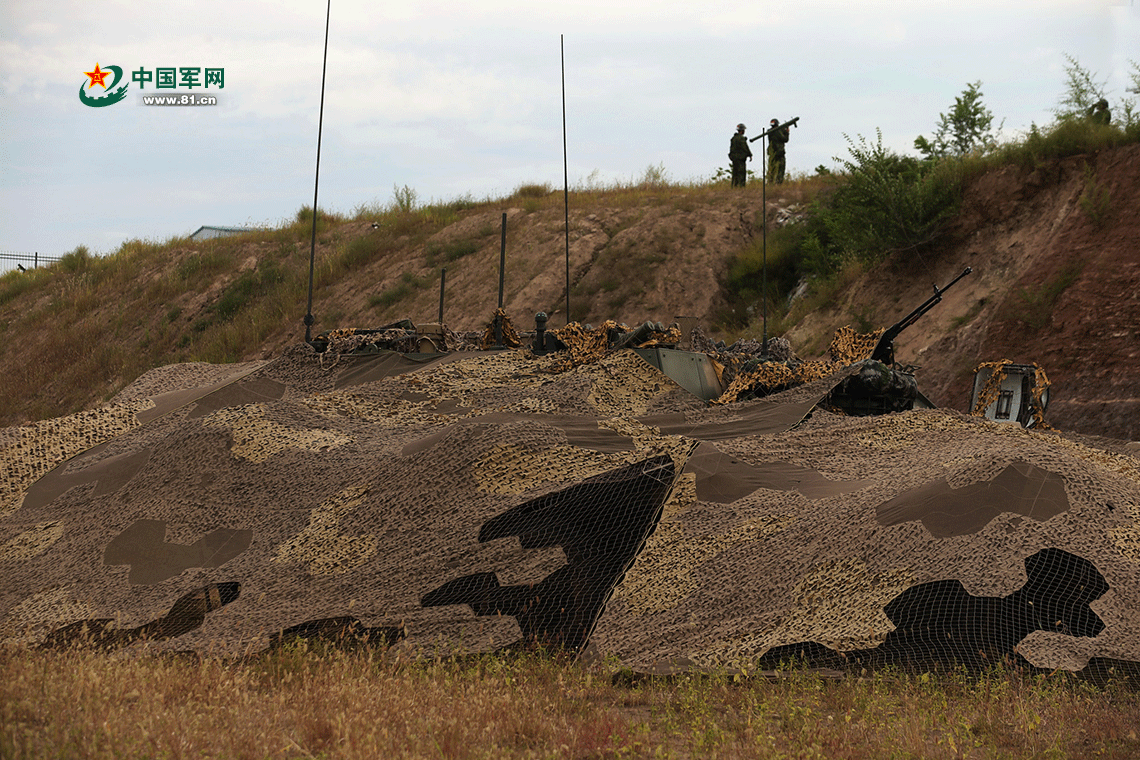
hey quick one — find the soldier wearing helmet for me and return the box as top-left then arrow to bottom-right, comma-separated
1088,99 -> 1111,126
729,123 -> 752,187
767,118 -> 790,184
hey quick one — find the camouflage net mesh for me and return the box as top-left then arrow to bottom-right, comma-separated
970,360 -> 1053,429
710,326 -> 885,405
479,309 -> 523,350
828,325 -> 885,364
318,325 -> 477,369
546,320 -> 682,373
0,402 -> 150,519
1,328 -> 1138,684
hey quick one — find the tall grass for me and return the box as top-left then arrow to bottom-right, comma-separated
3,645 -> 1138,759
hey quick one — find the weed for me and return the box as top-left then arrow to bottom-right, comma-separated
425,239 -> 479,267
58,245 -> 92,273
176,250 -> 230,283
0,267 -> 50,306
719,223 -> 811,330
1079,164 -> 1112,227
513,182 -> 552,199
295,204 -> 343,228
851,304 -> 878,334
391,184 -> 419,213
1009,261 -> 1084,330
638,162 -> 671,188
369,272 -> 429,311
951,298 -> 986,328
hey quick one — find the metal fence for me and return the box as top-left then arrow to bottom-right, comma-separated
0,251 -> 63,269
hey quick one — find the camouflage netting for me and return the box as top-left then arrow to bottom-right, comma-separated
971,360 -> 1053,429
2,341 -> 1139,684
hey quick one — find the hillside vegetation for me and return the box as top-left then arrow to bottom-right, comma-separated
3,61 -> 1139,439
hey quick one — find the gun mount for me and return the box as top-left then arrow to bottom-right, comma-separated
871,267 -> 972,366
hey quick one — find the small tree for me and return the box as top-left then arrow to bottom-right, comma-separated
1120,59 -> 1140,131
915,81 -> 996,159
1053,54 -> 1108,122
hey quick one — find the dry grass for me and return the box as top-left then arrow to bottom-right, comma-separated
3,644 -> 1138,759
0,174 -> 820,426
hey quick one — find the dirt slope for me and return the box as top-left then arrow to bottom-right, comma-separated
784,144 -> 1140,440
1,148 -> 1136,440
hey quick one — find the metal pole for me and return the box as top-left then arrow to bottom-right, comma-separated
304,0 -> 333,345
761,136 -> 768,358
750,117 -> 797,360
561,34 -> 571,326
498,212 -> 507,309
438,267 -> 447,324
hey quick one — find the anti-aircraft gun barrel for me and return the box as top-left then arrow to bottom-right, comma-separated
870,267 -> 972,365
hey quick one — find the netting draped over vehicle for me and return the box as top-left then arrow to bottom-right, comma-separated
970,359 -> 1053,428
1,342 -> 1139,684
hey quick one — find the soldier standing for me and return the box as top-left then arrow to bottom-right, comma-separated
729,123 -> 752,187
766,118 -> 790,184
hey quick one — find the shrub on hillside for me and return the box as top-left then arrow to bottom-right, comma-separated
513,183 -> 552,198
798,130 -> 961,276
59,245 -> 93,273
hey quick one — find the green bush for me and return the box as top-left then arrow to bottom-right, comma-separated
58,245 -> 93,273
1007,261 -> 1083,330
513,183 -> 552,198
342,235 -> 384,270
915,81 -> 997,159
804,130 -> 961,273
1079,165 -> 1112,227
425,239 -> 479,267
209,260 -> 286,323
294,205 -> 342,235
369,272 -> 428,310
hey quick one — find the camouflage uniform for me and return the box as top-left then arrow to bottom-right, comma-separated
1088,99 -> 1111,126
729,125 -> 752,187
767,120 -> 789,184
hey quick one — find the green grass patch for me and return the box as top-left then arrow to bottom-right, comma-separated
513,182 -> 553,199
425,239 -> 479,267
1079,164 -> 1113,227
368,272 -> 430,311
1009,260 -> 1084,330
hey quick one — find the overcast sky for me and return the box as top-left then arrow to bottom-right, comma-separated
1,1 -> 1137,272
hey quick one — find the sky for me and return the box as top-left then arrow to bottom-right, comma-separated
1,1 -> 1138,272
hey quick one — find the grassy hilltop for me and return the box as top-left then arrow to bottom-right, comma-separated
4,101 -> 1139,436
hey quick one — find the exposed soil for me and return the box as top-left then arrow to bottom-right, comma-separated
1,147 -> 1136,440
784,144 -> 1140,440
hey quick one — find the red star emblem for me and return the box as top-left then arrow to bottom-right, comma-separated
85,63 -> 110,89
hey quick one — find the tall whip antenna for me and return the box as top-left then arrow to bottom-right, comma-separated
304,0 -> 333,345
749,116 -> 799,359
561,34 -> 571,326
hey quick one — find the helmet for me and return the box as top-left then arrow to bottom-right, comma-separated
770,118 -> 779,126
737,123 -> 746,131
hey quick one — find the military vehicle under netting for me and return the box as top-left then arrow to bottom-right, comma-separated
3,267 -> 1138,685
